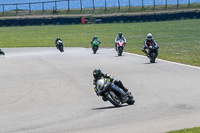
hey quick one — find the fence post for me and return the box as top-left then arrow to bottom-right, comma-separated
153,0 -> 155,10
93,0 -> 95,11
16,4 -> 18,14
3,4 -> 4,15
55,1 -> 57,10
142,0 -> 144,10
42,2 -> 44,13
80,0 -> 82,11
29,3 -> 31,13
188,0 -> 190,8
68,0 -> 70,11
165,0 -> 167,9
177,0 -> 179,8
118,0 -> 120,11
129,0 -> 130,11
105,0 -> 106,11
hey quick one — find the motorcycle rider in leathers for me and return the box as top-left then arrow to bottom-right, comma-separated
115,32 -> 126,51
93,68 -> 128,102
55,37 -> 63,49
142,33 -> 159,56
91,36 -> 101,45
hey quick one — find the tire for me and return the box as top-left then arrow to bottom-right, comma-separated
59,46 -> 64,52
93,45 -> 98,54
118,47 -> 123,56
151,52 -> 156,63
150,52 -> 156,63
106,92 -> 122,107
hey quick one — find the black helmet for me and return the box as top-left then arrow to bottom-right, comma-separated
118,32 -> 122,38
93,68 -> 102,80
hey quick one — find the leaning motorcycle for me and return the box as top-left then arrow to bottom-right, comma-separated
116,39 -> 125,56
96,78 -> 135,107
0,49 -> 5,55
92,40 -> 99,54
147,43 -> 158,63
56,40 -> 64,52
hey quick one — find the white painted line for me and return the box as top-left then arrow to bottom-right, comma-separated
124,52 -> 200,70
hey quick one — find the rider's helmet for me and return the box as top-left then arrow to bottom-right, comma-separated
118,32 -> 122,38
93,68 -> 102,80
147,33 -> 152,41
57,37 -> 60,40
94,36 -> 98,40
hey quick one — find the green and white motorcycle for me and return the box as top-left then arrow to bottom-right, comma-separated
92,40 -> 100,54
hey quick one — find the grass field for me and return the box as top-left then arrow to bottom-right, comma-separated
167,127 -> 200,133
0,19 -> 200,66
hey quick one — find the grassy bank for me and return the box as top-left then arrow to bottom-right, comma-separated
167,126 -> 200,133
0,19 -> 200,66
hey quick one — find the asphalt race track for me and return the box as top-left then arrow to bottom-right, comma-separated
0,47 -> 200,133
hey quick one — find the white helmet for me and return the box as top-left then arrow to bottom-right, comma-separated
147,33 -> 152,40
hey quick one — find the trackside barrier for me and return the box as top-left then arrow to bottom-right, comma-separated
0,11 -> 199,26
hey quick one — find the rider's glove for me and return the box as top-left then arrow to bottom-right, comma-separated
94,87 -> 99,96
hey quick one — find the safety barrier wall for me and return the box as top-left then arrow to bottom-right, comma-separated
0,10 -> 199,27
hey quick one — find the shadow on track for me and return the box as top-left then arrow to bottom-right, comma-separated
144,62 -> 157,64
92,105 -> 128,110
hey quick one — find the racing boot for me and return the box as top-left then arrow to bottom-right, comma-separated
120,93 -> 128,104
114,79 -> 128,93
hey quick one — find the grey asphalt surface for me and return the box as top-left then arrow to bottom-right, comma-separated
0,47 -> 200,133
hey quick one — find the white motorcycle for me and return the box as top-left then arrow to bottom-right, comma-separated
116,39 -> 125,56
96,78 -> 135,107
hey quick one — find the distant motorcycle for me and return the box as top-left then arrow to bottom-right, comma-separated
56,40 -> 64,52
96,78 -> 135,107
116,39 -> 125,56
0,49 -> 5,55
147,43 -> 158,63
92,40 -> 100,54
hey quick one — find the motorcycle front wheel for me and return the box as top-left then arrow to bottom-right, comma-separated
106,91 -> 122,107
59,46 -> 64,52
151,52 -> 157,63
118,47 -> 123,56
92,45 -> 98,54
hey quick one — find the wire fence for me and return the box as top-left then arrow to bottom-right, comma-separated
0,0 -> 199,15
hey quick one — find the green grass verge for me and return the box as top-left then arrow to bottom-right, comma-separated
0,19 -> 200,66
167,126 -> 200,133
